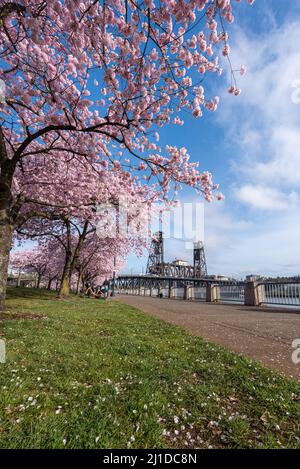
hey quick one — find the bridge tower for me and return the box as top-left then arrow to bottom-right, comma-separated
146,231 -> 164,275
193,241 -> 207,278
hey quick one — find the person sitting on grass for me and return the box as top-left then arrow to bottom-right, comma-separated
100,280 -> 109,299
85,283 -> 94,297
85,284 -> 102,299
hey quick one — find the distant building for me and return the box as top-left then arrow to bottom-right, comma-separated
206,274 -> 229,281
246,274 -> 263,282
172,259 -> 189,267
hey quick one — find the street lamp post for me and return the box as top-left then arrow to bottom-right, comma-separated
111,256 -> 117,297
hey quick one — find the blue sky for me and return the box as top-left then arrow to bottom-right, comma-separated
123,0 -> 300,279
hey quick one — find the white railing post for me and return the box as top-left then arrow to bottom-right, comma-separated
255,283 -> 265,306
169,286 -> 175,299
206,284 -> 220,302
244,281 -> 265,306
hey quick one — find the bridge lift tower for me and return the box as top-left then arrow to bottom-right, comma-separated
146,231 -> 164,275
193,241 -> 207,278
146,232 -> 208,278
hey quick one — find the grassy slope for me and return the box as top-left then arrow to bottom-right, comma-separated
0,287 -> 299,449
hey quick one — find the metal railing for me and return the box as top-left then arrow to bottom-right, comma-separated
172,287 -> 185,300
262,282 -> 300,307
159,288 -> 169,298
189,286 -> 206,301
219,284 -> 245,303
116,275 -> 300,309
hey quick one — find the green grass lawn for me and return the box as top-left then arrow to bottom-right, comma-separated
0,287 -> 299,449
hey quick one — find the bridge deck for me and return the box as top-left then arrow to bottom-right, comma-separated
117,295 -> 300,380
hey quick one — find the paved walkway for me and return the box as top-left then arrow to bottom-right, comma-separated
117,295 -> 300,380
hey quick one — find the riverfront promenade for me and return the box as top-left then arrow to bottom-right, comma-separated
118,295 -> 300,380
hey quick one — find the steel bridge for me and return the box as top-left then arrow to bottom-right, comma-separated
111,233 -> 300,307
146,232 -> 208,278
113,231 -> 242,299
115,275 -> 238,288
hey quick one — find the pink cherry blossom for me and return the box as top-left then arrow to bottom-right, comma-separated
0,0 -> 254,309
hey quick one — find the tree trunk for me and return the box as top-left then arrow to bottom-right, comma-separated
75,269 -> 83,295
37,274 -> 42,289
0,213 -> 13,312
17,269 -> 21,287
60,274 -> 70,297
0,126 -> 16,312
47,278 -> 52,290
59,250 -> 72,297
69,219 -> 89,293
81,275 -> 85,293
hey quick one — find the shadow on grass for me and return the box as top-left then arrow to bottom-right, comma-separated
7,287 -> 56,300
6,287 -> 107,303
0,311 -> 47,321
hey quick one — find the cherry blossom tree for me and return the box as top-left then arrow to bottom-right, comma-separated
10,246 -> 48,287
0,0 -> 253,310
10,231 -> 127,295
10,241 -> 64,288
9,248 -> 35,286
74,232 -> 128,295
16,160 -> 151,296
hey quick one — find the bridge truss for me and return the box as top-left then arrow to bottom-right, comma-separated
114,275 -> 241,292
146,232 -> 208,278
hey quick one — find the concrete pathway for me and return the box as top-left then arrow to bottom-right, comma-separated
117,295 -> 300,380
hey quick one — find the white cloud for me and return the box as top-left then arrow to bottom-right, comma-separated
234,185 -> 300,211
203,201 -> 300,278
219,19 -> 300,193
